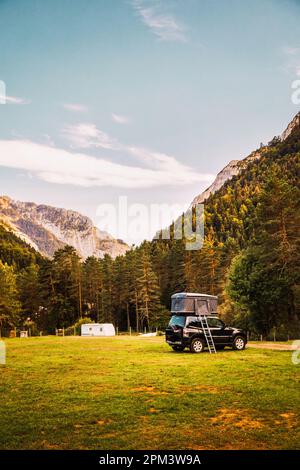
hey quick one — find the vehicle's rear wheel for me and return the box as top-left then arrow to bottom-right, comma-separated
172,345 -> 185,352
233,336 -> 246,350
190,338 -> 205,353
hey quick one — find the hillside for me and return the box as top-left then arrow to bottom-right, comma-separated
191,111 -> 300,205
203,115 -> 300,247
0,222 -> 43,269
190,149 -> 263,206
146,112 -> 300,335
0,196 -> 129,259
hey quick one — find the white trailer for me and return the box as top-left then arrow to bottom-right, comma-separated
81,323 -> 115,337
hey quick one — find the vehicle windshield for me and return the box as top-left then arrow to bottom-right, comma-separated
168,315 -> 186,328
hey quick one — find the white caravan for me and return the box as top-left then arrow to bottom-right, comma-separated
81,323 -> 115,337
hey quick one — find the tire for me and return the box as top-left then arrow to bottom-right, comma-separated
172,345 -> 185,352
232,336 -> 246,350
190,337 -> 205,353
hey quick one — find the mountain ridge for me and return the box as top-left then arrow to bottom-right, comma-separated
0,196 -> 129,259
191,111 -> 300,206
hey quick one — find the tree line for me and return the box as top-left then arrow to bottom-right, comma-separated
0,241 -> 169,334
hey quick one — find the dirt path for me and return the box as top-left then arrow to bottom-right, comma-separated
248,342 -> 300,351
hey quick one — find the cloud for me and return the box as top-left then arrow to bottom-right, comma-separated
111,113 -> 131,124
62,123 -> 119,150
131,0 -> 187,43
62,122 -> 200,176
282,45 -> 300,76
0,139 -> 214,189
0,94 -> 30,105
282,46 -> 300,56
62,103 -> 88,112
127,146 -> 187,173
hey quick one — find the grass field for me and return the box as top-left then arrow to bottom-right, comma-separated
0,336 -> 299,450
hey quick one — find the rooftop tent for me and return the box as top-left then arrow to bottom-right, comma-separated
81,323 -> 115,337
171,293 -> 218,315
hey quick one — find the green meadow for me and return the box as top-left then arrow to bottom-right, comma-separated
0,336 -> 299,450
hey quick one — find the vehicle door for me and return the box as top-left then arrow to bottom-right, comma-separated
185,316 -> 202,339
206,317 -> 228,344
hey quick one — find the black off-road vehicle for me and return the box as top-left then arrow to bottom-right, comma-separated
165,293 -> 247,353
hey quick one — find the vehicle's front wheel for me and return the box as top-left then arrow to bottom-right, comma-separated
190,338 -> 205,353
172,345 -> 185,352
232,336 -> 246,350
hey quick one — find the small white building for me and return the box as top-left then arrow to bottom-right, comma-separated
81,323 -> 115,337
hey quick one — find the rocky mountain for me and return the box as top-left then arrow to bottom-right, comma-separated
191,111 -> 300,206
190,150 -> 263,206
190,160 -> 240,206
280,111 -> 300,141
0,196 -> 129,259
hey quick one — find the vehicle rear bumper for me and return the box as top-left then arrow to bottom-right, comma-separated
166,340 -> 183,346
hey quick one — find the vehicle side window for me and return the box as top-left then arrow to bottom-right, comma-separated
186,317 -> 201,328
207,318 -> 224,328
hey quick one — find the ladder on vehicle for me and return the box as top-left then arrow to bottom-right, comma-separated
199,315 -> 216,354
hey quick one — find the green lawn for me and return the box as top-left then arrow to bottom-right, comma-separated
0,336 -> 299,450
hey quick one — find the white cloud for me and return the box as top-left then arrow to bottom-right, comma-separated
127,146 -> 187,172
63,103 -> 88,112
282,46 -> 300,56
111,113 -> 131,124
282,45 -> 300,76
131,0 -> 187,43
62,122 -> 201,176
0,139 -> 214,189
0,94 -> 30,105
63,123 -> 119,150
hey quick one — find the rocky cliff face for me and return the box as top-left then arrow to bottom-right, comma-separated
280,111 -> 300,141
191,149 -> 263,206
191,160 -> 240,206
191,112 -> 300,206
0,196 -> 129,259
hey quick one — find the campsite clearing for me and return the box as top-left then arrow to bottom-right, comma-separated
0,336 -> 299,450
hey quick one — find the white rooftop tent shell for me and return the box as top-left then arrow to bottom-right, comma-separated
81,323 -> 115,337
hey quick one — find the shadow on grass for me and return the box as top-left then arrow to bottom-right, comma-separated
165,347 -> 239,355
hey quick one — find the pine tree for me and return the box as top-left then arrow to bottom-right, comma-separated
101,255 -> 114,323
227,172 -> 300,336
41,246 -> 83,328
113,255 -> 131,331
17,264 -> 41,322
137,245 -> 164,330
0,260 -> 21,331
82,256 -> 103,321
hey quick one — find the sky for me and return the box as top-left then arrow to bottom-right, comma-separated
0,0 -> 300,244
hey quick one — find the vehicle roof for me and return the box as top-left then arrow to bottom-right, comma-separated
171,292 -> 218,300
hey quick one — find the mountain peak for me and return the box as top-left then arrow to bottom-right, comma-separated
191,112 -> 300,206
0,196 -> 129,259
190,160 -> 241,206
280,111 -> 300,141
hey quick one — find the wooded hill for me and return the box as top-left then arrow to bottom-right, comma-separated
0,116 -> 299,338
